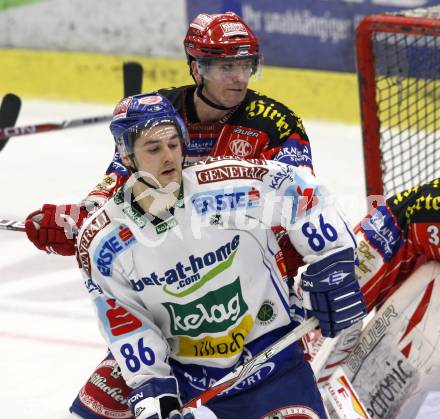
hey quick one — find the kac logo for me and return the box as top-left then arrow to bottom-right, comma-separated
229,139 -> 253,157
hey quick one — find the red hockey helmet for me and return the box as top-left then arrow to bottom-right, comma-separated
184,12 -> 261,80
184,12 -> 260,59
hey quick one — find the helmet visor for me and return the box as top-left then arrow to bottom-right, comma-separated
116,116 -> 189,159
196,55 -> 262,83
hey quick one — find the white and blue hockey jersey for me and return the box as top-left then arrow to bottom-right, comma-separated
77,156 -> 356,398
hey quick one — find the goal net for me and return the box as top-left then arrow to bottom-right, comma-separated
356,6 -> 440,197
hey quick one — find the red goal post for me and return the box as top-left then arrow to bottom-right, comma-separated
356,7 -> 440,197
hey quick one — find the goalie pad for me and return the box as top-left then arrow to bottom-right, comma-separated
321,366 -> 370,419
339,261 -> 440,419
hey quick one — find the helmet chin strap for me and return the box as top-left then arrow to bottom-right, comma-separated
137,176 -> 160,189
127,160 -> 161,190
196,84 -> 236,111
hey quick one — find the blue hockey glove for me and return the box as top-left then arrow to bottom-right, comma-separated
300,247 -> 367,338
128,377 -> 181,419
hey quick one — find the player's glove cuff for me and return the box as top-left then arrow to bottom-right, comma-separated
300,247 -> 367,337
128,377 -> 180,419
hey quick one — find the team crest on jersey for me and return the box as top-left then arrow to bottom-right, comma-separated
229,138 -> 253,157
209,124 -> 268,159
257,300 -> 278,326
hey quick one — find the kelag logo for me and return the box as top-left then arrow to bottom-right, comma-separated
163,278 -> 248,337
191,186 -> 260,214
130,235 -> 240,297
94,226 -> 136,276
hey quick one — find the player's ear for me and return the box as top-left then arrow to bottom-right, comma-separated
191,61 -> 202,84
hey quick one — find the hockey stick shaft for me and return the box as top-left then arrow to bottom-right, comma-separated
0,219 -> 25,232
182,317 -> 319,409
0,115 -> 111,141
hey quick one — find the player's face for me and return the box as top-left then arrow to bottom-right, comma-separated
132,124 -> 182,188
198,58 -> 253,107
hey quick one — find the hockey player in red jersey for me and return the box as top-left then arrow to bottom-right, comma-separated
24,11 -> 312,263
312,178 -> 440,417
357,179 -> 440,309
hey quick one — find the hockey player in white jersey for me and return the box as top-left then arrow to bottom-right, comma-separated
78,92 -> 367,419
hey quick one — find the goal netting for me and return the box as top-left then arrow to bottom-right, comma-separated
356,6 -> 440,197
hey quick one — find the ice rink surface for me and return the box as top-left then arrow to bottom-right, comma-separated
0,99 -> 366,417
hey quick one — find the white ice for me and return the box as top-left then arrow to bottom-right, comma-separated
0,99 -> 366,418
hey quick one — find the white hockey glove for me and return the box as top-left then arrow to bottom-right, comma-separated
170,406 -> 217,419
128,377 -> 181,419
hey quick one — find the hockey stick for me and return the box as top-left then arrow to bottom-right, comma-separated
0,93 -> 21,150
0,114 -> 112,141
0,61 -> 144,142
123,61 -> 143,97
181,317 -> 319,409
0,219 -> 25,232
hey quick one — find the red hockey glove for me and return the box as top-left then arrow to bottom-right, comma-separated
25,204 -> 89,256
